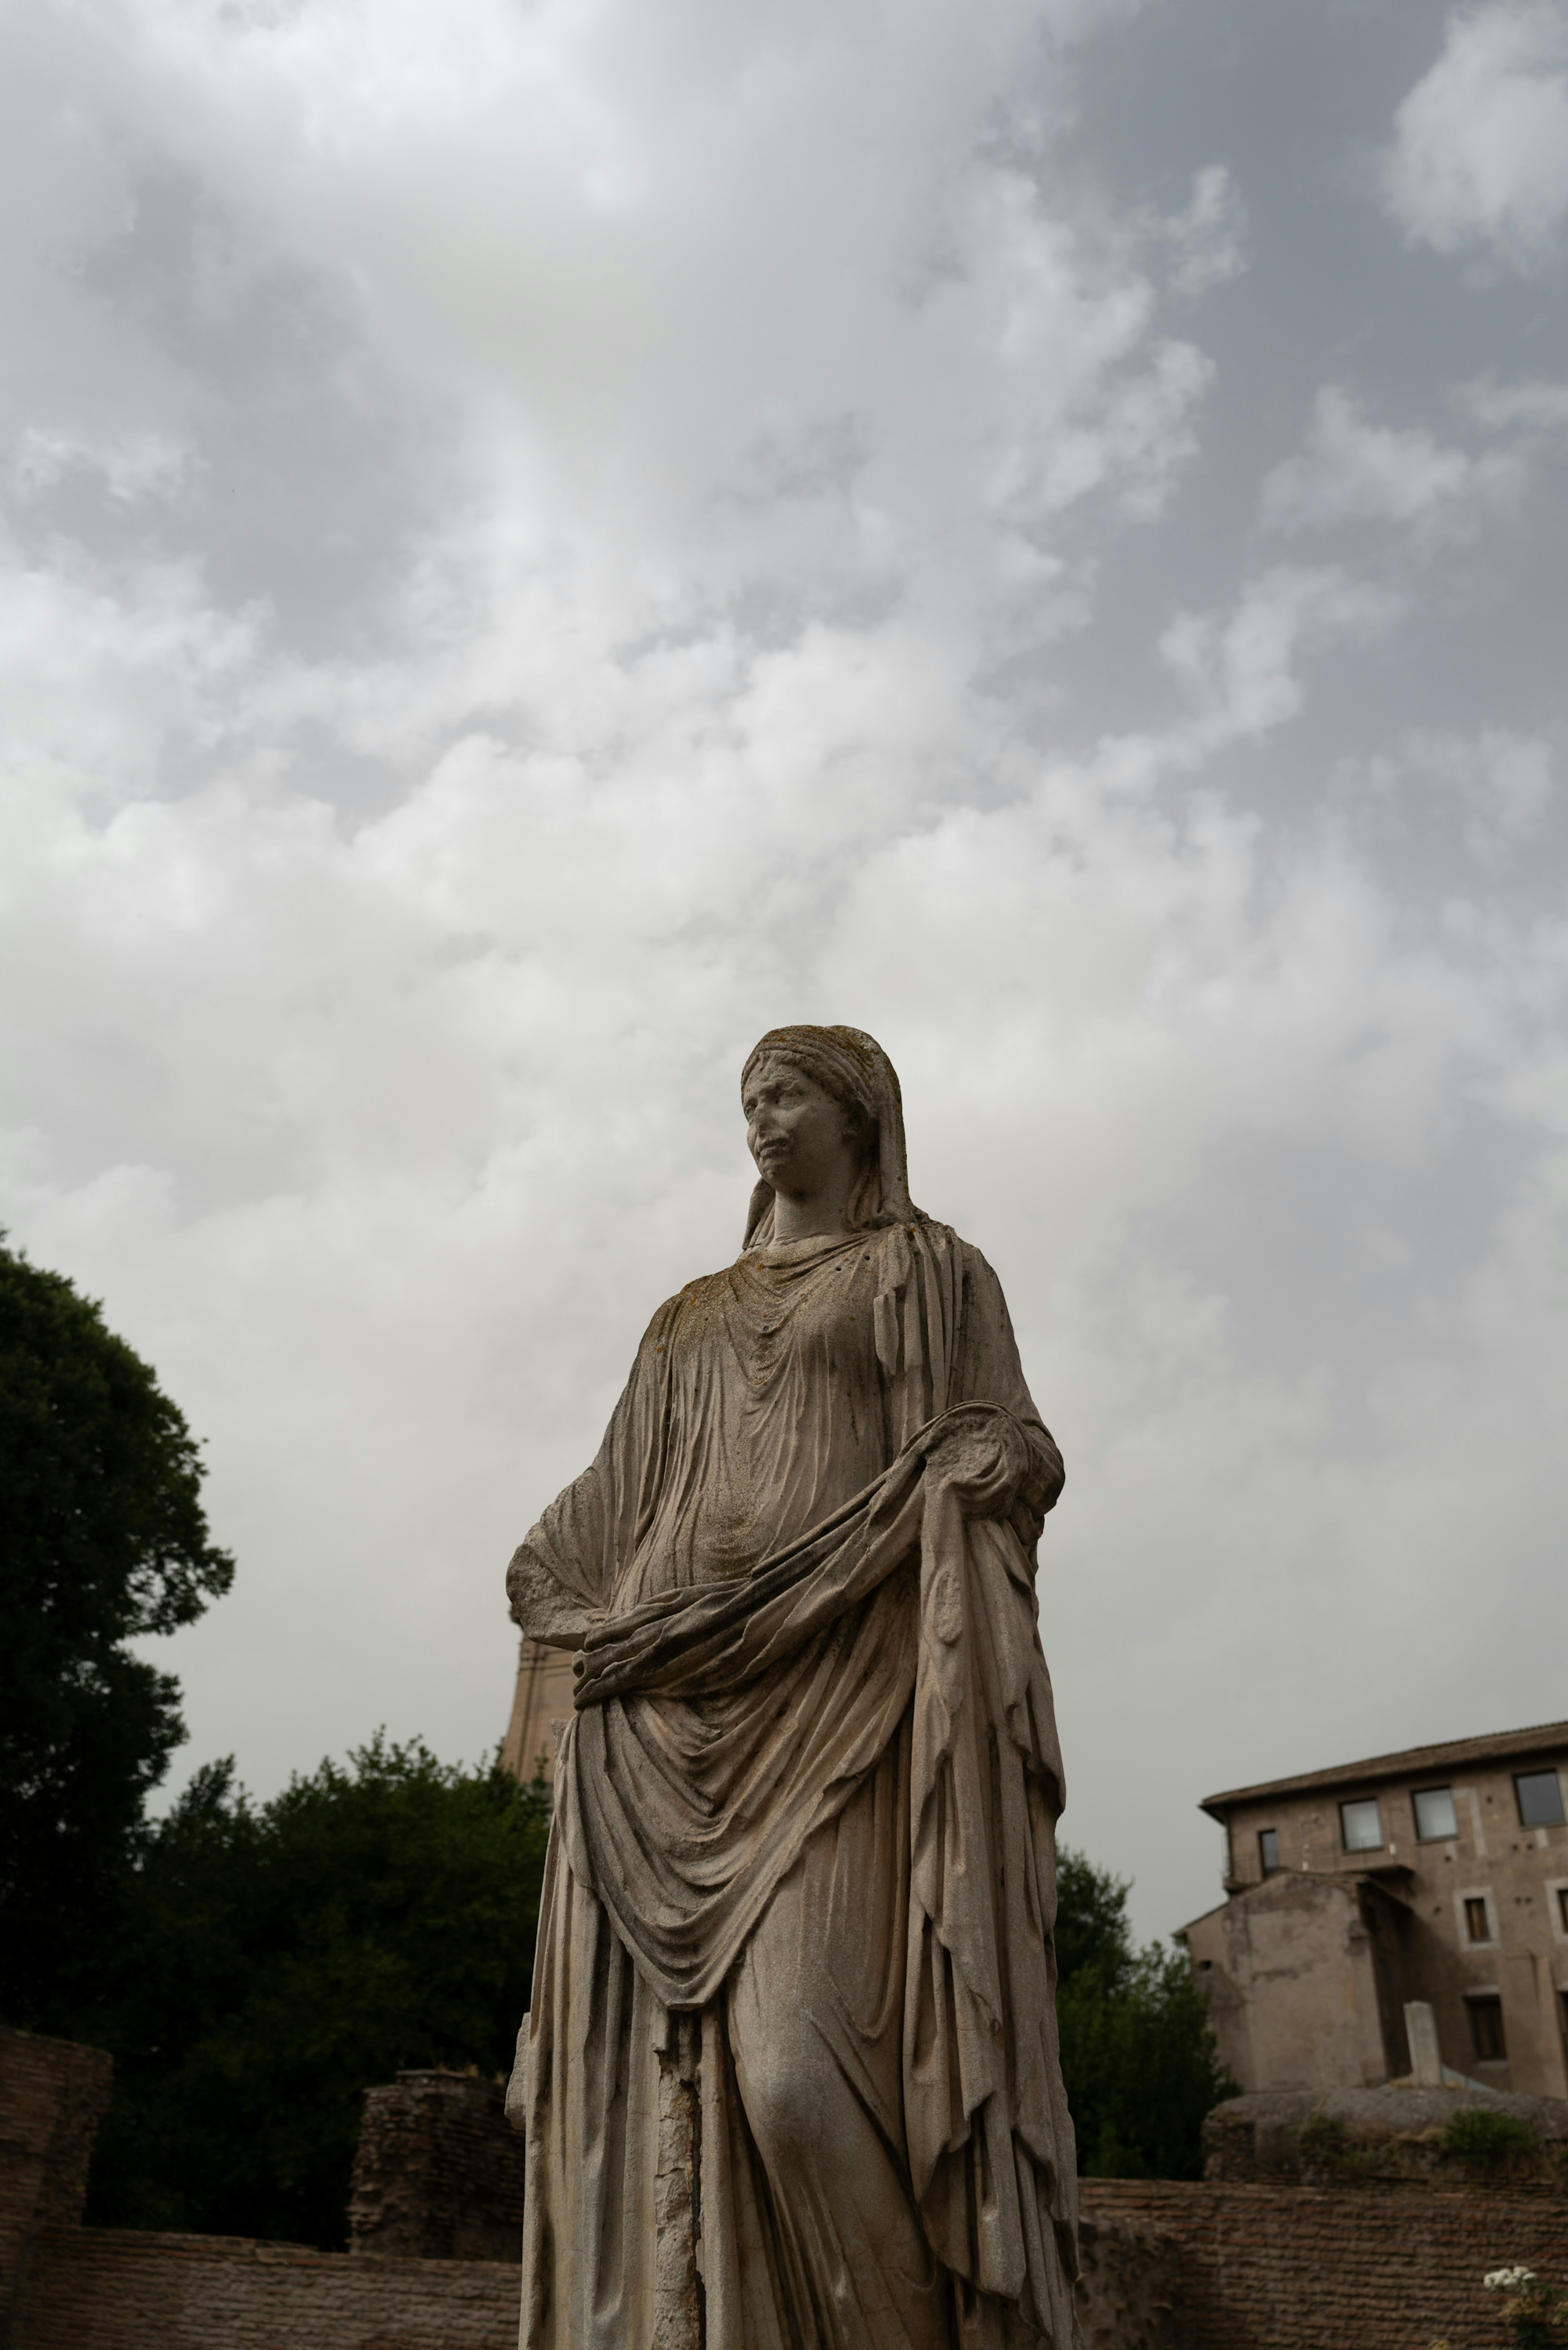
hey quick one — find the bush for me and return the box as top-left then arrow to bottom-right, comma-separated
1297,2110 -> 1365,2174
70,1736 -> 549,2248
1444,2108 -> 1537,2166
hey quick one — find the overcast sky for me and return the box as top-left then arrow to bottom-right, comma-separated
4,0 -> 1567,1940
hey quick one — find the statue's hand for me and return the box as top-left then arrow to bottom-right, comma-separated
916,1405 -> 1030,1520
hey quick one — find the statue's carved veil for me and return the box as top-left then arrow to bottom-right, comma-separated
741,1023 -> 922,1249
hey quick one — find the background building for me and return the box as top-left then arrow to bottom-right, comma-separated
500,1637 -> 577,1786
1182,1721 -> 1568,2097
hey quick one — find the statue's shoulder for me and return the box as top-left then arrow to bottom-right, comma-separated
901,1220 -> 1014,1307
882,1215 -> 981,1267
631,1262 -> 734,1351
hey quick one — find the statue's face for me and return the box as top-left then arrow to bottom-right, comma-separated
742,1055 -> 858,1200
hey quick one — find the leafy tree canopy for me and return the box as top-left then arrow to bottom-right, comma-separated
0,1239 -> 234,2024
77,1736 -> 550,2250
1055,1845 -> 1234,2180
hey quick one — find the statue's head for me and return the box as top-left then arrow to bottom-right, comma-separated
740,1025 -> 918,1246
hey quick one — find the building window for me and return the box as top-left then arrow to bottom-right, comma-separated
1559,1888 -> 1568,1934
1465,1896 -> 1490,1942
1413,1785 -> 1458,1842
1515,1770 -> 1566,1828
1468,1997 -> 1506,2063
1259,1829 -> 1279,1875
1340,1798 -> 1383,1852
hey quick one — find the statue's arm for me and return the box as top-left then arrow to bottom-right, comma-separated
950,1244 -> 1064,1540
505,1298 -> 675,1645
506,1483 -> 612,1648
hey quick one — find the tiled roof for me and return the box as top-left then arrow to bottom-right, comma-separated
1200,1718 -> 1568,1818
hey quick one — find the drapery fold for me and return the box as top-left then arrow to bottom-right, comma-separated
511,1215 -> 1080,2350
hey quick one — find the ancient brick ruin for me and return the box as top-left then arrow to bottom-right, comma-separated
348,2070 -> 526,2262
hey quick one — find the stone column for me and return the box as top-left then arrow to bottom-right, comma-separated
1404,2000 -> 1443,2088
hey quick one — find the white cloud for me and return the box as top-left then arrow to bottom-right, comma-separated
1158,565 -> 1401,748
1261,387 -> 1524,546
1456,372 -> 1568,433
101,0 -> 1198,586
12,426 -> 195,505
1160,163 -> 1250,300
1382,1 -> 1568,272
1348,727 -> 1557,861
1425,728 -> 1555,847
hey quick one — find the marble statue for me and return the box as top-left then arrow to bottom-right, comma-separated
506,1026 -> 1081,2350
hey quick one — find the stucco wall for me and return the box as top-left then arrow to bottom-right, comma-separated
1184,1872 -> 1400,2092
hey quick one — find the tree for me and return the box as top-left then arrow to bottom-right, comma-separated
78,1737 -> 550,2249
0,1240 -> 234,2025
1054,1845 -> 1234,2179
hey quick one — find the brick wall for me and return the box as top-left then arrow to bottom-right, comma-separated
1080,2178 -> 1568,2349
1077,2214 -> 1183,2349
36,2192 -> 1551,2350
0,2027 -> 113,2323
349,2072 -> 526,2261
11,2228 -> 521,2350
14,2181 -> 1566,2350
9,2216 -> 1174,2350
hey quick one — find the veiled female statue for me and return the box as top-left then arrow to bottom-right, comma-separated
507,1027 -> 1080,2350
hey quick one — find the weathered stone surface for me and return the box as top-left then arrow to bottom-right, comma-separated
650,2014 -> 702,2350
508,1028 -> 1084,2348
348,2071 -> 525,2262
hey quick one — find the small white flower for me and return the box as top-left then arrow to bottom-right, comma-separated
1483,2264 -> 1535,2291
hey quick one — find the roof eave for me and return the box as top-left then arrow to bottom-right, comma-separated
1199,1719 -> 1568,1817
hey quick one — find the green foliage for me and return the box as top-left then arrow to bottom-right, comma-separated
1445,2108 -> 1537,2166
1054,1846 -> 1235,2181
1298,2111 -> 1349,2154
1297,2110 -> 1366,2174
73,1736 -> 550,2250
0,1240 -> 234,2025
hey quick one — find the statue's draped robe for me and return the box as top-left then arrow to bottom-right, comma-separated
508,1221 -> 1080,2350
